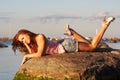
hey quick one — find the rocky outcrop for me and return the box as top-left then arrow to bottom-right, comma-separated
105,38 -> 120,43
0,41 -> 8,47
14,48 -> 120,80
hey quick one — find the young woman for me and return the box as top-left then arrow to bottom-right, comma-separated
12,16 -> 115,65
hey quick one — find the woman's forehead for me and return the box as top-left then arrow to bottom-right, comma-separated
19,34 -> 24,36
18,34 -> 25,38
18,34 -> 29,38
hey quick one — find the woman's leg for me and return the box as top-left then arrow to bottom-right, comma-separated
64,16 -> 115,51
91,16 -> 115,49
64,24 -> 91,44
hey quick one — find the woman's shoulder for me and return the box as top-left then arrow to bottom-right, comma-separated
36,34 -> 46,40
37,33 -> 45,37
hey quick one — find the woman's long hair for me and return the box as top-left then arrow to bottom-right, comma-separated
12,29 -> 38,54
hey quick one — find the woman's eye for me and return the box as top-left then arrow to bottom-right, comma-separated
21,37 -> 24,41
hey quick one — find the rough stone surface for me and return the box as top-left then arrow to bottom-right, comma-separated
14,48 -> 120,80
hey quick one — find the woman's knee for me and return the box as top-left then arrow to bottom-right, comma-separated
78,43 -> 96,51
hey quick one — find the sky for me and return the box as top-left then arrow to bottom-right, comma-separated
0,0 -> 120,38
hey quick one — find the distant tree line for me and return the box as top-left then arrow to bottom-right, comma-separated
0,37 -> 12,41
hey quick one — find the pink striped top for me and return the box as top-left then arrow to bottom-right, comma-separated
45,40 -> 65,54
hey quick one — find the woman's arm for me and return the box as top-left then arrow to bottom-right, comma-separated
23,42 -> 32,53
21,34 -> 46,65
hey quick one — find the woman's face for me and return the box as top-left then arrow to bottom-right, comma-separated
18,34 -> 30,44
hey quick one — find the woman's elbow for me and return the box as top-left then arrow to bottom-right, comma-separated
35,52 -> 43,57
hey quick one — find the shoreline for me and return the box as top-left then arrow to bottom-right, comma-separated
0,37 -> 13,41
0,37 -> 120,43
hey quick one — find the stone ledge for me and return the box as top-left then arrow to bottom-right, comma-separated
14,49 -> 120,80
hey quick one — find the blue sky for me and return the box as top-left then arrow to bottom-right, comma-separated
0,0 -> 120,38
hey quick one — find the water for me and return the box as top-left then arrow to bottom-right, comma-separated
106,41 -> 120,50
0,40 -> 120,80
0,41 -> 23,80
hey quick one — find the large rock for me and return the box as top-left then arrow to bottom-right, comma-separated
14,48 -> 120,80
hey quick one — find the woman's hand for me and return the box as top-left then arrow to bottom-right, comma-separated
22,41 -> 32,53
21,55 -> 32,66
21,55 -> 28,65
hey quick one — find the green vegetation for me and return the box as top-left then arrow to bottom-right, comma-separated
14,73 -> 72,80
14,73 -> 54,80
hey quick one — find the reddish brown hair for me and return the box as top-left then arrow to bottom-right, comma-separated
12,29 -> 38,54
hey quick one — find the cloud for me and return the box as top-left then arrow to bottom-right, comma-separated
0,16 -> 11,23
1,12 -> 119,23
29,14 -> 83,23
29,12 -> 120,23
0,12 -> 15,23
89,12 -> 120,20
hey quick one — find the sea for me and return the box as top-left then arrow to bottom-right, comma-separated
0,40 -> 120,80
0,40 -> 23,80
